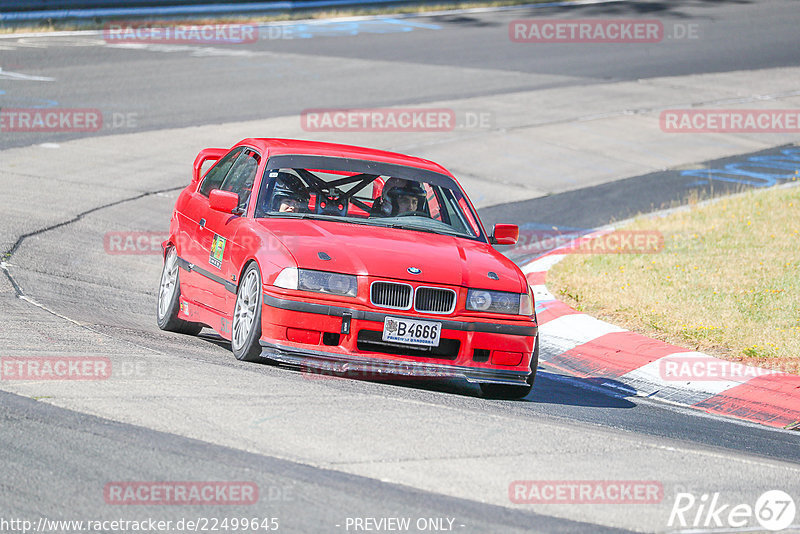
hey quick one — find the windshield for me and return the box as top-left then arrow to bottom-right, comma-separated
254,155 -> 484,240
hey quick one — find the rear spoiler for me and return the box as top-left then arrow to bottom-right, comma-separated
192,148 -> 228,184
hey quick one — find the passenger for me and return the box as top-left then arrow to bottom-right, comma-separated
271,172 -> 310,213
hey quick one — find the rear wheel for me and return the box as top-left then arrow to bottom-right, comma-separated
156,247 -> 203,335
480,334 -> 539,400
231,262 -> 263,362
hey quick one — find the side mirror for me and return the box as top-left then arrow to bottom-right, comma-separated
491,224 -> 519,245
209,189 -> 240,214
192,148 -> 228,183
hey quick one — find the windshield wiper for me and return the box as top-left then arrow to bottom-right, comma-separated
371,222 -> 462,237
265,213 -> 316,219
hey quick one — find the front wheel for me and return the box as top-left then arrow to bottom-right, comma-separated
156,247 -> 203,335
480,334 -> 539,400
231,262 -> 264,362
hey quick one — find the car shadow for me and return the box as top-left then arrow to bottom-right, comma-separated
525,371 -> 637,409
195,331 -> 637,409
196,330 -> 231,350
295,364 -> 638,409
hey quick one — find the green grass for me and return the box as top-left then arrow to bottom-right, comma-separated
547,181 -> 800,374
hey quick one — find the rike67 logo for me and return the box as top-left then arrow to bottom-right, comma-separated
669,490 -> 796,531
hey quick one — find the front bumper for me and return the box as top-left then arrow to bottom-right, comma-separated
259,341 -> 531,385
260,291 -> 537,386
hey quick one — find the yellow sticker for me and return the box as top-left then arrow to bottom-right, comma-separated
209,234 -> 226,269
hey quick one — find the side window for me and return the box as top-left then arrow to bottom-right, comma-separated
220,149 -> 260,210
199,147 -> 243,197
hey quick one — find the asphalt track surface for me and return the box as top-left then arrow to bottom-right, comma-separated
2,0 -> 800,149
1,1 -> 800,533
2,390 -> 622,534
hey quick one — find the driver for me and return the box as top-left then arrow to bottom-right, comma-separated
395,190 -> 419,214
373,178 -> 427,217
271,172 -> 310,213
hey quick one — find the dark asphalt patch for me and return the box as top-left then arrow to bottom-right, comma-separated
479,144 -> 800,264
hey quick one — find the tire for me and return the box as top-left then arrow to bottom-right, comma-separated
480,334 -> 539,400
231,262 -> 264,362
157,246 -> 203,335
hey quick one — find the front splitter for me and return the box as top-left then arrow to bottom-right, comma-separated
259,341 -> 530,386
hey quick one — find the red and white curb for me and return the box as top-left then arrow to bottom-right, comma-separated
522,231 -> 800,430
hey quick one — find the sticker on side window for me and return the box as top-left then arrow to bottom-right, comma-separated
209,234 -> 226,269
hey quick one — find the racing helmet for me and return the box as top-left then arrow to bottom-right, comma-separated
271,171 -> 310,212
380,178 -> 426,216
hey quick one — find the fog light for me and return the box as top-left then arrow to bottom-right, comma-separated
491,350 -> 522,366
286,327 -> 321,345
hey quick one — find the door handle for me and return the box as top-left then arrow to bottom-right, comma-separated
199,218 -> 206,229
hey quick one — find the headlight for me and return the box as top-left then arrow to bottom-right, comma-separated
274,267 -> 357,297
273,267 -> 298,289
467,289 -> 531,315
519,289 -> 534,316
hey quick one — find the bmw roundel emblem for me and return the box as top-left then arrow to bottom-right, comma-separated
407,267 -> 421,275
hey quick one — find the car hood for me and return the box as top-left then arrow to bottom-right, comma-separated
255,218 -> 525,291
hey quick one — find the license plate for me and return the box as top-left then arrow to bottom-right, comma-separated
382,316 -> 441,348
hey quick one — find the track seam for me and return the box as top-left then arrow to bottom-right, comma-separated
1,185 -> 184,354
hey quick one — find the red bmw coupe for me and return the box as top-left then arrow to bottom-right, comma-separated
157,139 -> 538,398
